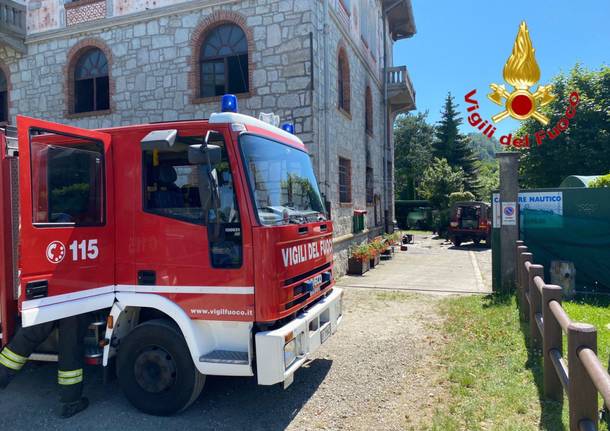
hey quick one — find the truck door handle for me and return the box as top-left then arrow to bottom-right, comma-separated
137,270 -> 156,286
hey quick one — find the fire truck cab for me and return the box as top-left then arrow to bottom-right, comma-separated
0,95 -> 342,416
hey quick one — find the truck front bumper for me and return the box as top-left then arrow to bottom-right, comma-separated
255,287 -> 343,386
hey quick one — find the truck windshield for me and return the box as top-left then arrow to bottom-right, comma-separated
240,134 -> 326,225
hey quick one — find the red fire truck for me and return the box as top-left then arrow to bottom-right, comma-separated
0,95 -> 342,415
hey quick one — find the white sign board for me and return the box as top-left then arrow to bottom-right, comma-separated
492,193 -> 501,228
518,191 -> 563,215
502,202 -> 517,226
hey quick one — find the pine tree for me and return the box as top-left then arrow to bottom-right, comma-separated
433,93 -> 481,195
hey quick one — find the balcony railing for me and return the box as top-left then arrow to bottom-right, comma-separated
0,0 -> 26,53
386,65 -> 416,113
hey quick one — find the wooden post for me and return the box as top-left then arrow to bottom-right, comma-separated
528,264 -> 544,348
519,251 -> 532,321
567,323 -> 598,431
515,240 -> 524,276
542,284 -> 563,402
516,245 -> 528,288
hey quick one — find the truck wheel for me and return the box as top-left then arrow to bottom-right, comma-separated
452,238 -> 461,247
117,319 -> 205,416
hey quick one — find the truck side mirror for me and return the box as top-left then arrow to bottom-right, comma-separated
188,144 -> 221,165
140,129 -> 177,151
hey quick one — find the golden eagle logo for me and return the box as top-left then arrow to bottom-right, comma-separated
488,22 -> 555,125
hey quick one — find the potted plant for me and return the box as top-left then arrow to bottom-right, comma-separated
369,239 -> 384,268
348,243 -> 370,275
381,233 -> 398,259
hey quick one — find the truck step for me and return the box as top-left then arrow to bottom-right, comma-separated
199,350 -> 248,365
85,344 -> 103,359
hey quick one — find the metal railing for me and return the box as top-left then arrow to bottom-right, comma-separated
0,0 -> 26,37
516,241 -> 610,431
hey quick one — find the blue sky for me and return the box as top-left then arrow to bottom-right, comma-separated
393,1 -> 610,137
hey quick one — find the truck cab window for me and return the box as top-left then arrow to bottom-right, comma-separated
142,134 -> 242,268
30,134 -> 105,226
143,149 -> 204,224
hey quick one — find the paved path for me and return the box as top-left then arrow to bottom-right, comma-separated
337,233 -> 492,295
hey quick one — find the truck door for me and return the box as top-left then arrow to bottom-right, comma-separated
17,116 -> 115,327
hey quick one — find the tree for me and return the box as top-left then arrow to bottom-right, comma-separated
449,191 -> 476,207
517,65 -> 610,188
393,112 -> 435,199
417,158 -> 466,209
590,173 -> 610,188
434,93 -> 481,194
477,160 -> 499,201
467,132 -> 501,161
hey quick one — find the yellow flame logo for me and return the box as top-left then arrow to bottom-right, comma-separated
503,22 -> 540,90
488,21 -> 555,125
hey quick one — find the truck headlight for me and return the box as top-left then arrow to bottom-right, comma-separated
284,336 -> 301,369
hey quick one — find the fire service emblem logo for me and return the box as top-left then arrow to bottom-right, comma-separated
46,241 -> 66,264
464,21 -> 580,148
488,21 -> 555,125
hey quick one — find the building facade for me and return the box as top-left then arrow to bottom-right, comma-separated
0,0 -> 416,275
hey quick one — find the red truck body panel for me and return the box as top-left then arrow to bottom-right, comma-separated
0,130 -> 17,347
1,115 -> 333,340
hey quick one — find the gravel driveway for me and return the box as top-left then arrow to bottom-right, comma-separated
0,289 -> 443,431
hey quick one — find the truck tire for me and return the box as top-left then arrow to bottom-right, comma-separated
452,238 -> 462,247
117,318 -> 205,416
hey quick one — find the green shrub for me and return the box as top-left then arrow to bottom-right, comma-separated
449,191 -> 476,206
590,173 -> 610,188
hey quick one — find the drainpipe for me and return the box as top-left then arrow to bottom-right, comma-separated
382,11 -> 389,232
323,0 -> 331,203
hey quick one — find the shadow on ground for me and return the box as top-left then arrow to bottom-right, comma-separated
518,318 -> 566,431
0,357 -> 333,431
447,243 -> 491,253
480,293 -> 565,429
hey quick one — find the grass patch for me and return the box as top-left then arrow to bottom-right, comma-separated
430,294 -> 567,431
402,229 -> 434,236
430,293 -> 610,430
563,296 -> 610,366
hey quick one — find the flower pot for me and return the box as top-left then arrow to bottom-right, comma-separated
380,248 -> 392,260
348,257 -> 369,275
369,254 -> 380,268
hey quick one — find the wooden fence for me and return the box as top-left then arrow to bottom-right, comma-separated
516,240 -> 610,431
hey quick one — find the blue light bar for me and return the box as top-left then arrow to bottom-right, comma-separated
281,122 -> 295,134
221,94 -> 238,113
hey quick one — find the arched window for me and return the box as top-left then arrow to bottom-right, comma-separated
0,68 -> 7,123
365,86 -> 373,134
200,23 -> 249,97
338,48 -> 350,113
73,48 -> 109,113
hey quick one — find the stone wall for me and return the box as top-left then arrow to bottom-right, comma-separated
3,0 -> 314,143
310,2 -> 388,276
